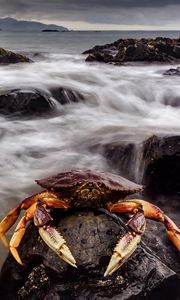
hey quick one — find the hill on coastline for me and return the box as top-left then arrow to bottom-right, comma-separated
0,17 -> 68,31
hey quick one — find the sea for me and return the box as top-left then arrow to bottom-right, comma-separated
0,30 -> 180,266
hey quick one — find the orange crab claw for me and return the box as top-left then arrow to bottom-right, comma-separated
129,199 -> 180,251
0,191 -> 58,250
109,199 -> 180,252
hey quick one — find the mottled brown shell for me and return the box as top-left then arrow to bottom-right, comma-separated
36,170 -> 143,195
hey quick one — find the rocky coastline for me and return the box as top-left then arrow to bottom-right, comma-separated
83,37 -> 180,64
0,42 -> 180,299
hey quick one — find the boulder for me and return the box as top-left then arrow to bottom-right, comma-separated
142,135 -> 180,201
98,135 -> 180,202
83,37 -> 180,64
0,210 -> 179,300
50,86 -> 84,105
0,87 -> 84,118
0,48 -> 31,64
0,89 -> 55,117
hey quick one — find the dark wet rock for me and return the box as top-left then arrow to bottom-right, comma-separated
50,86 -> 84,105
144,215 -> 180,277
163,94 -> 180,107
98,142 -> 138,182
0,87 -> 84,118
164,66 -> 180,76
0,48 -> 31,64
83,37 -> 180,64
142,135 -> 180,201
98,135 -> 180,202
0,210 -> 179,300
0,89 -> 55,117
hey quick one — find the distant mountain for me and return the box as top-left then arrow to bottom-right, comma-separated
0,18 -> 69,32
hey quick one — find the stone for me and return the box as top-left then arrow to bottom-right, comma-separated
142,135 -> 180,201
83,37 -> 180,64
50,86 -> 84,105
0,89 -> 54,117
97,135 -> 180,202
0,210 -> 179,300
0,48 -> 31,64
0,87 -> 84,117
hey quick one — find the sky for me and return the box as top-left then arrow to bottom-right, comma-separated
0,0 -> 180,30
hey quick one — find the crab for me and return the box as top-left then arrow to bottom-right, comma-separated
0,170 -> 179,276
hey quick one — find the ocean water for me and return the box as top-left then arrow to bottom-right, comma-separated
0,30 -> 180,54
0,30 -> 180,266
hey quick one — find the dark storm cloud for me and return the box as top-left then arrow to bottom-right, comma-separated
0,0 -> 179,27
1,0 -> 180,10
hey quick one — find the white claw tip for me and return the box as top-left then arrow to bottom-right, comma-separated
104,252 -> 121,277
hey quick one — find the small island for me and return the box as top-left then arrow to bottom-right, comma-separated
42,29 -> 59,32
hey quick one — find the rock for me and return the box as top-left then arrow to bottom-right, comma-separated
0,210 -> 179,300
83,37 -> 180,64
144,216 -> 180,277
96,135 -> 180,202
0,89 -> 55,117
85,53 -> 97,62
0,48 -> 31,64
0,87 -> 84,118
164,67 -> 180,76
173,46 -> 180,58
99,142 -> 137,182
142,135 -> 180,201
50,86 -> 84,105
163,94 -> 180,107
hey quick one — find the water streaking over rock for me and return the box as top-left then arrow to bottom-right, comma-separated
0,55 -> 180,204
0,54 -> 180,214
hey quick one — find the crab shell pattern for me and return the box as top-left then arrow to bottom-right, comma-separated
0,170 -> 179,276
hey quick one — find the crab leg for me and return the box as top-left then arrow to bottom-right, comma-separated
126,199 -> 180,251
107,199 -> 180,256
9,203 -> 37,265
7,197 -> 70,266
104,209 -> 146,276
34,204 -> 77,268
0,191 -> 64,249
0,197 -> 36,248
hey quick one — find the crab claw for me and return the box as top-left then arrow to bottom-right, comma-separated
104,232 -> 141,276
104,211 -> 146,277
39,226 -> 77,268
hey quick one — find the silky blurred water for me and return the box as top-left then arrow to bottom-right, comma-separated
0,30 -> 180,266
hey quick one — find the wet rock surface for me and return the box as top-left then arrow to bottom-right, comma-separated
0,87 -> 84,118
142,135 -> 180,201
83,37 -> 180,64
50,86 -> 84,105
164,66 -> 180,76
0,210 -> 179,300
0,89 -> 54,117
99,135 -> 180,203
0,48 -> 31,64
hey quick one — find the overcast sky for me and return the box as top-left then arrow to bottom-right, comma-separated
0,0 -> 180,30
